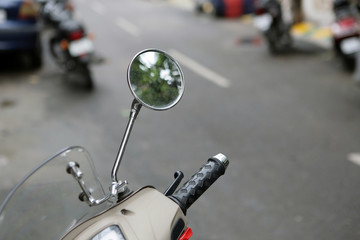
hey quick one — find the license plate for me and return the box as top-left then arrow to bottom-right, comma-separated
340,37 -> 360,54
0,9 -> 6,24
254,14 -> 272,31
69,38 -> 94,57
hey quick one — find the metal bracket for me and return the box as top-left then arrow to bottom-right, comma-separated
66,161 -> 127,206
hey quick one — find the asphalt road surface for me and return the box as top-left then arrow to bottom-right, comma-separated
1,0 -> 360,239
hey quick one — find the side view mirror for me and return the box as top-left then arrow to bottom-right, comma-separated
127,49 -> 184,110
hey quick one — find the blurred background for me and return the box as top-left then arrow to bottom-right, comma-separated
1,0 -> 360,239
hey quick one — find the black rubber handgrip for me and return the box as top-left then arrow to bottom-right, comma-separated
169,153 -> 229,215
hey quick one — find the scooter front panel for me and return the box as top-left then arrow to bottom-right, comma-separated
61,187 -> 187,240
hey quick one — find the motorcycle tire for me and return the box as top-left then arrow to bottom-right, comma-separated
266,31 -> 280,55
79,64 -> 94,90
341,55 -> 355,72
333,41 -> 355,72
266,23 -> 292,55
64,62 -> 94,90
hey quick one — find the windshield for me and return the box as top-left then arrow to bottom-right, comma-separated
0,146 -> 108,240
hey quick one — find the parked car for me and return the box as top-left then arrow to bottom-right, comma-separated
195,0 -> 255,18
0,0 -> 42,68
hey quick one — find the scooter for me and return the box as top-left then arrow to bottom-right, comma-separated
331,0 -> 360,71
0,49 -> 229,240
254,0 -> 292,54
49,18 -> 95,90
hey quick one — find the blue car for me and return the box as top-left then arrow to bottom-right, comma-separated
0,0 -> 42,68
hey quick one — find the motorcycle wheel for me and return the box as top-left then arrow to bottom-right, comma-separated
64,62 -> 94,90
265,23 -> 282,54
78,64 -> 94,90
266,23 -> 292,55
333,40 -> 355,72
266,31 -> 280,55
341,55 -> 355,72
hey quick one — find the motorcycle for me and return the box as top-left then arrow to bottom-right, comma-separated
49,18 -> 95,90
331,0 -> 360,71
0,49 -> 229,240
41,0 -> 94,89
254,0 -> 293,54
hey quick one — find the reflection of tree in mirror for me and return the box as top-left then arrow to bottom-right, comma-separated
130,51 -> 183,108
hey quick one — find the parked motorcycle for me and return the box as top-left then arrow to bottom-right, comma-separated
49,19 -> 95,90
0,49 -> 229,240
254,0 -> 292,54
40,0 -> 94,89
331,0 -> 360,71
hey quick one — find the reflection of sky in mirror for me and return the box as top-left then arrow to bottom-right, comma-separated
160,60 -> 173,84
139,52 -> 158,68
160,69 -> 174,84
138,51 -> 180,86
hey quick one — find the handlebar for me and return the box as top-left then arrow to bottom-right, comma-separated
169,153 -> 229,215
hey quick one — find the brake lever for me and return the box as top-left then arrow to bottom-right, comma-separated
164,171 -> 184,196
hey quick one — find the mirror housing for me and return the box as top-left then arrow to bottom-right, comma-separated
127,49 -> 184,111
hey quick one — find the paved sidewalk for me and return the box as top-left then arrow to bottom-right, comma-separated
291,22 -> 332,49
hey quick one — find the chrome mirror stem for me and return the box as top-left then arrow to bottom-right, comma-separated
111,99 -> 142,183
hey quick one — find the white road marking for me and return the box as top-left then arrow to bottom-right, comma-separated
348,153 -> 360,166
91,1 -> 106,15
116,18 -> 141,37
169,49 -> 231,88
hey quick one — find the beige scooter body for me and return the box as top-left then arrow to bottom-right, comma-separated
62,187 -> 187,240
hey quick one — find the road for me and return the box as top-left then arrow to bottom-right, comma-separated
1,0 -> 360,239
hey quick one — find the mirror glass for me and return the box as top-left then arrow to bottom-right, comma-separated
128,49 -> 184,110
